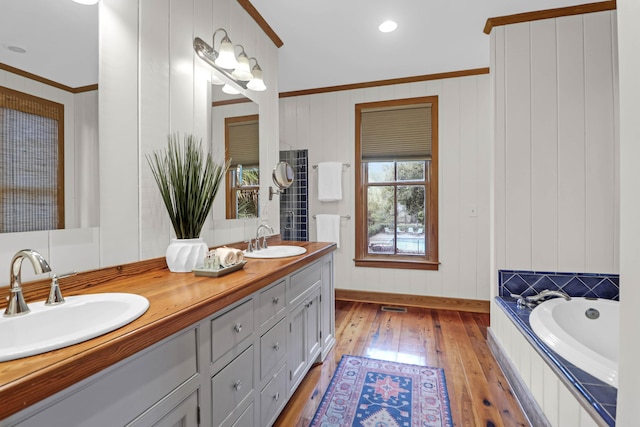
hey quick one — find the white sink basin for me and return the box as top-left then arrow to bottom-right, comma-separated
244,245 -> 307,259
0,293 -> 149,362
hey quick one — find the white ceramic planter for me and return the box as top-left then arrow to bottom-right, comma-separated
165,238 -> 208,273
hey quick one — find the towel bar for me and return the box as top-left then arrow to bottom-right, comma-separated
312,163 -> 350,169
312,214 -> 351,219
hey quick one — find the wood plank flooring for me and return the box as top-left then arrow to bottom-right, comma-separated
274,300 -> 529,427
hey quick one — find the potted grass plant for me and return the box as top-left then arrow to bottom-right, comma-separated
147,133 -> 229,272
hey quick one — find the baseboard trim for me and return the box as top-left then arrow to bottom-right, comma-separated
334,289 -> 490,313
487,329 -> 550,427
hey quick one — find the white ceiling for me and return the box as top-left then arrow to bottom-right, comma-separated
251,0 -> 607,92
1,0 -> 606,92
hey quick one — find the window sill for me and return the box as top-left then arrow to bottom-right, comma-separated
354,257 -> 440,271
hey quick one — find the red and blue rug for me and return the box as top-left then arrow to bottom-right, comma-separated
309,355 -> 453,427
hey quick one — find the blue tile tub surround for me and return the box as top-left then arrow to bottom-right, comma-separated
496,296 -> 617,426
279,149 -> 309,241
498,270 -> 619,300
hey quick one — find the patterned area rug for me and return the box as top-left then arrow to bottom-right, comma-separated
310,355 -> 453,427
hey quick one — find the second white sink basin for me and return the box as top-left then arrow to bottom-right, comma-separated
0,293 -> 149,362
244,245 -> 307,259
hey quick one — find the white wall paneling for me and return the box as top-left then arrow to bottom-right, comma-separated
281,74 -> 492,300
100,0 -> 141,267
490,10 -> 618,426
616,0 -> 640,423
492,11 -> 618,275
139,0 -> 171,261
98,0 -> 280,268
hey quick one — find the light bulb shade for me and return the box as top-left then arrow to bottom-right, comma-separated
231,53 -> 253,81
222,84 -> 240,95
247,68 -> 267,91
211,73 -> 224,85
215,38 -> 238,70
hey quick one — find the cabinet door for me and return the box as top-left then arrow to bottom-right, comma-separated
147,391 -> 199,427
288,300 -> 307,391
305,287 -> 321,364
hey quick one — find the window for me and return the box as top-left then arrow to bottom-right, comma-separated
0,86 -> 64,232
355,96 -> 438,270
225,115 -> 259,219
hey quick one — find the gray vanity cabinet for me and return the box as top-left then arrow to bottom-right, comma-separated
7,328 -> 200,427
2,253 -> 335,427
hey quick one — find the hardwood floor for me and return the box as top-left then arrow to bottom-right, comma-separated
274,300 -> 529,427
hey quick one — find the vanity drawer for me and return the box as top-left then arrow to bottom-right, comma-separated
260,317 -> 287,380
230,402 -> 254,427
211,346 -> 254,427
259,279 -> 286,328
288,261 -> 321,306
211,299 -> 254,364
260,363 -> 287,427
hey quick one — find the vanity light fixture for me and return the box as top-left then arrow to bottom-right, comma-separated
231,46 -> 253,81
212,29 -> 238,70
211,73 -> 225,85
222,84 -> 240,95
193,33 -> 267,93
247,58 -> 267,92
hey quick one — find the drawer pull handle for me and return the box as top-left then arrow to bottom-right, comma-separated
273,342 -> 280,351
233,380 -> 242,391
274,392 -> 280,401
272,297 -> 279,304
234,323 -> 242,333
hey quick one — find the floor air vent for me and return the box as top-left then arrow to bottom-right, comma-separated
381,306 -> 407,313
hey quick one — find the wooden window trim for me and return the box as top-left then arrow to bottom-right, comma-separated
354,96 -> 439,270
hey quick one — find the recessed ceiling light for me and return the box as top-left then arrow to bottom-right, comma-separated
379,20 -> 398,33
7,46 -> 26,54
72,0 -> 99,5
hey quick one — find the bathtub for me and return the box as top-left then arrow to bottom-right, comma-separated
529,297 -> 619,388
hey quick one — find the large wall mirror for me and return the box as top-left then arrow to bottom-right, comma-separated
211,83 -> 260,219
0,0 -> 99,233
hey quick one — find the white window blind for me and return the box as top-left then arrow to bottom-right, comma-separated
227,118 -> 259,167
361,104 -> 431,160
0,86 -> 64,232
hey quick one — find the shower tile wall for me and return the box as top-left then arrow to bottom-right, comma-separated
279,149 -> 308,241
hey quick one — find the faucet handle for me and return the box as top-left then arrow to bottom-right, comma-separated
510,293 -> 532,309
45,271 -> 77,306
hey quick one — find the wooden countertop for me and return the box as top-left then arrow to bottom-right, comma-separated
0,240 -> 336,421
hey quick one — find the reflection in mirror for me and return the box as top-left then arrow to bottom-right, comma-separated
0,0 -> 99,232
225,114 -> 259,219
211,81 -> 259,219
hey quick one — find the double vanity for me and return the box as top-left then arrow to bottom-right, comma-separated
0,240 -> 336,427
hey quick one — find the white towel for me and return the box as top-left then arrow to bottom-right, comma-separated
316,214 -> 341,248
317,162 -> 343,202
216,247 -> 238,267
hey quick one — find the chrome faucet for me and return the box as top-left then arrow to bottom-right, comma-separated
255,224 -> 274,250
4,249 -> 52,317
513,289 -> 571,309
